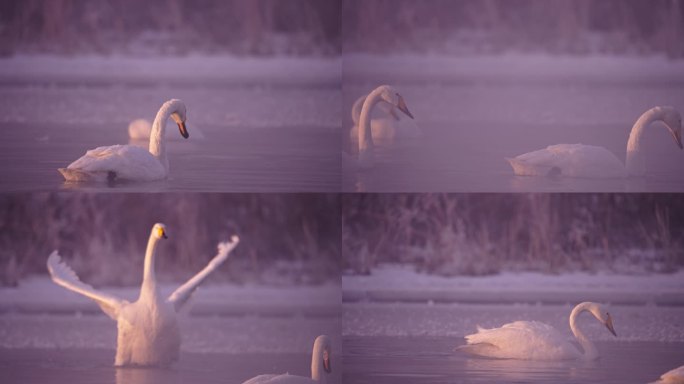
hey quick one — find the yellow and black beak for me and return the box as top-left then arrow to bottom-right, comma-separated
323,349 -> 331,373
178,121 -> 189,139
397,95 -> 414,119
605,313 -> 617,337
158,226 -> 168,239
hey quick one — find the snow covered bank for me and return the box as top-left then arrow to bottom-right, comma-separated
0,277 -> 340,317
0,54 -> 340,86
343,264 -> 684,305
344,53 -> 684,85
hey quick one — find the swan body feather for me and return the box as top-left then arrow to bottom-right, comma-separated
60,99 -> 189,182
506,144 -> 627,178
459,302 -> 616,361
656,365 -> 684,384
507,106 -> 682,178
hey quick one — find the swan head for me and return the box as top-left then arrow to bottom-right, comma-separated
585,302 -> 617,337
152,223 -> 168,240
660,106 -> 682,149
376,85 -> 414,119
167,99 -> 189,139
313,335 -> 332,376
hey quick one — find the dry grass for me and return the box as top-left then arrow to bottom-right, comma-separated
0,193 -> 340,286
342,194 -> 684,276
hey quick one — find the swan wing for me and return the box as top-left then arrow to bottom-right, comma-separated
46,251 -> 126,320
242,374 -> 314,384
62,145 -> 165,181
462,321 -> 579,360
167,236 -> 240,312
507,144 -> 627,178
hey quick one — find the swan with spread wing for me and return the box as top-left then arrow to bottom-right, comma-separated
46,223 -> 239,366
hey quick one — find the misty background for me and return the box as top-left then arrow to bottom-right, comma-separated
0,193 -> 340,287
343,0 -> 684,57
0,0 -> 341,56
343,194 -> 684,276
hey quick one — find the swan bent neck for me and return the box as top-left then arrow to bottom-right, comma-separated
359,89 -> 383,157
568,302 -> 598,360
149,99 -> 185,172
625,106 -> 674,175
311,335 -> 331,383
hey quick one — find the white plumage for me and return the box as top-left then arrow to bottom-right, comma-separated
459,302 -> 617,361
242,335 -> 332,384
507,106 -> 682,178
47,223 -> 239,366
59,99 -> 190,182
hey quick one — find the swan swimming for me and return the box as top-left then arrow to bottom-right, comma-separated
242,335 -> 332,384
354,85 -> 414,167
46,223 -> 239,366
653,364 -> 684,384
59,99 -> 190,182
459,302 -> 617,360
349,92 -> 420,146
507,106 -> 682,178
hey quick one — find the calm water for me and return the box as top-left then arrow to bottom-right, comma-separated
343,302 -> 684,383
343,80 -> 684,192
0,82 -> 341,192
343,336 -> 684,384
0,312 -> 341,383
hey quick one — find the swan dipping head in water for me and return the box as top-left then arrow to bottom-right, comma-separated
507,106 -> 682,178
47,223 -> 239,366
459,302 -> 617,361
59,99 -> 190,183
242,335 -> 332,383
356,85 -> 414,167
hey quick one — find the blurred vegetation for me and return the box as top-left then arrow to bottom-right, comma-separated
343,0 -> 684,57
0,193 -> 340,287
343,194 -> 684,276
0,0 -> 341,56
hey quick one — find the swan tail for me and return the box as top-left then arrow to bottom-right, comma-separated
456,342 -> 500,357
58,168 -> 116,183
47,251 -> 124,319
506,157 -> 560,177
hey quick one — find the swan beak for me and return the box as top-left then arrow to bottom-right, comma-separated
178,122 -> 189,139
397,96 -> 414,119
605,314 -> 617,337
323,349 -> 331,373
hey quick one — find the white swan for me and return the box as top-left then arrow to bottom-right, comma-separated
459,302 -> 617,360
46,223 -> 239,366
59,99 -> 190,182
355,85 -> 414,167
242,335 -> 332,384
349,93 -> 420,146
129,118 -> 205,140
507,106 -> 682,178
653,365 -> 684,384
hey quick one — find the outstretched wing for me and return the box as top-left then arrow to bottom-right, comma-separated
167,236 -> 240,312
46,251 -> 127,320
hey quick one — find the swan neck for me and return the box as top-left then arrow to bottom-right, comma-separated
141,234 -> 160,299
359,91 -> 381,155
311,341 -> 326,383
148,102 -> 177,171
569,303 -> 598,360
351,95 -> 365,125
625,107 -> 661,174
